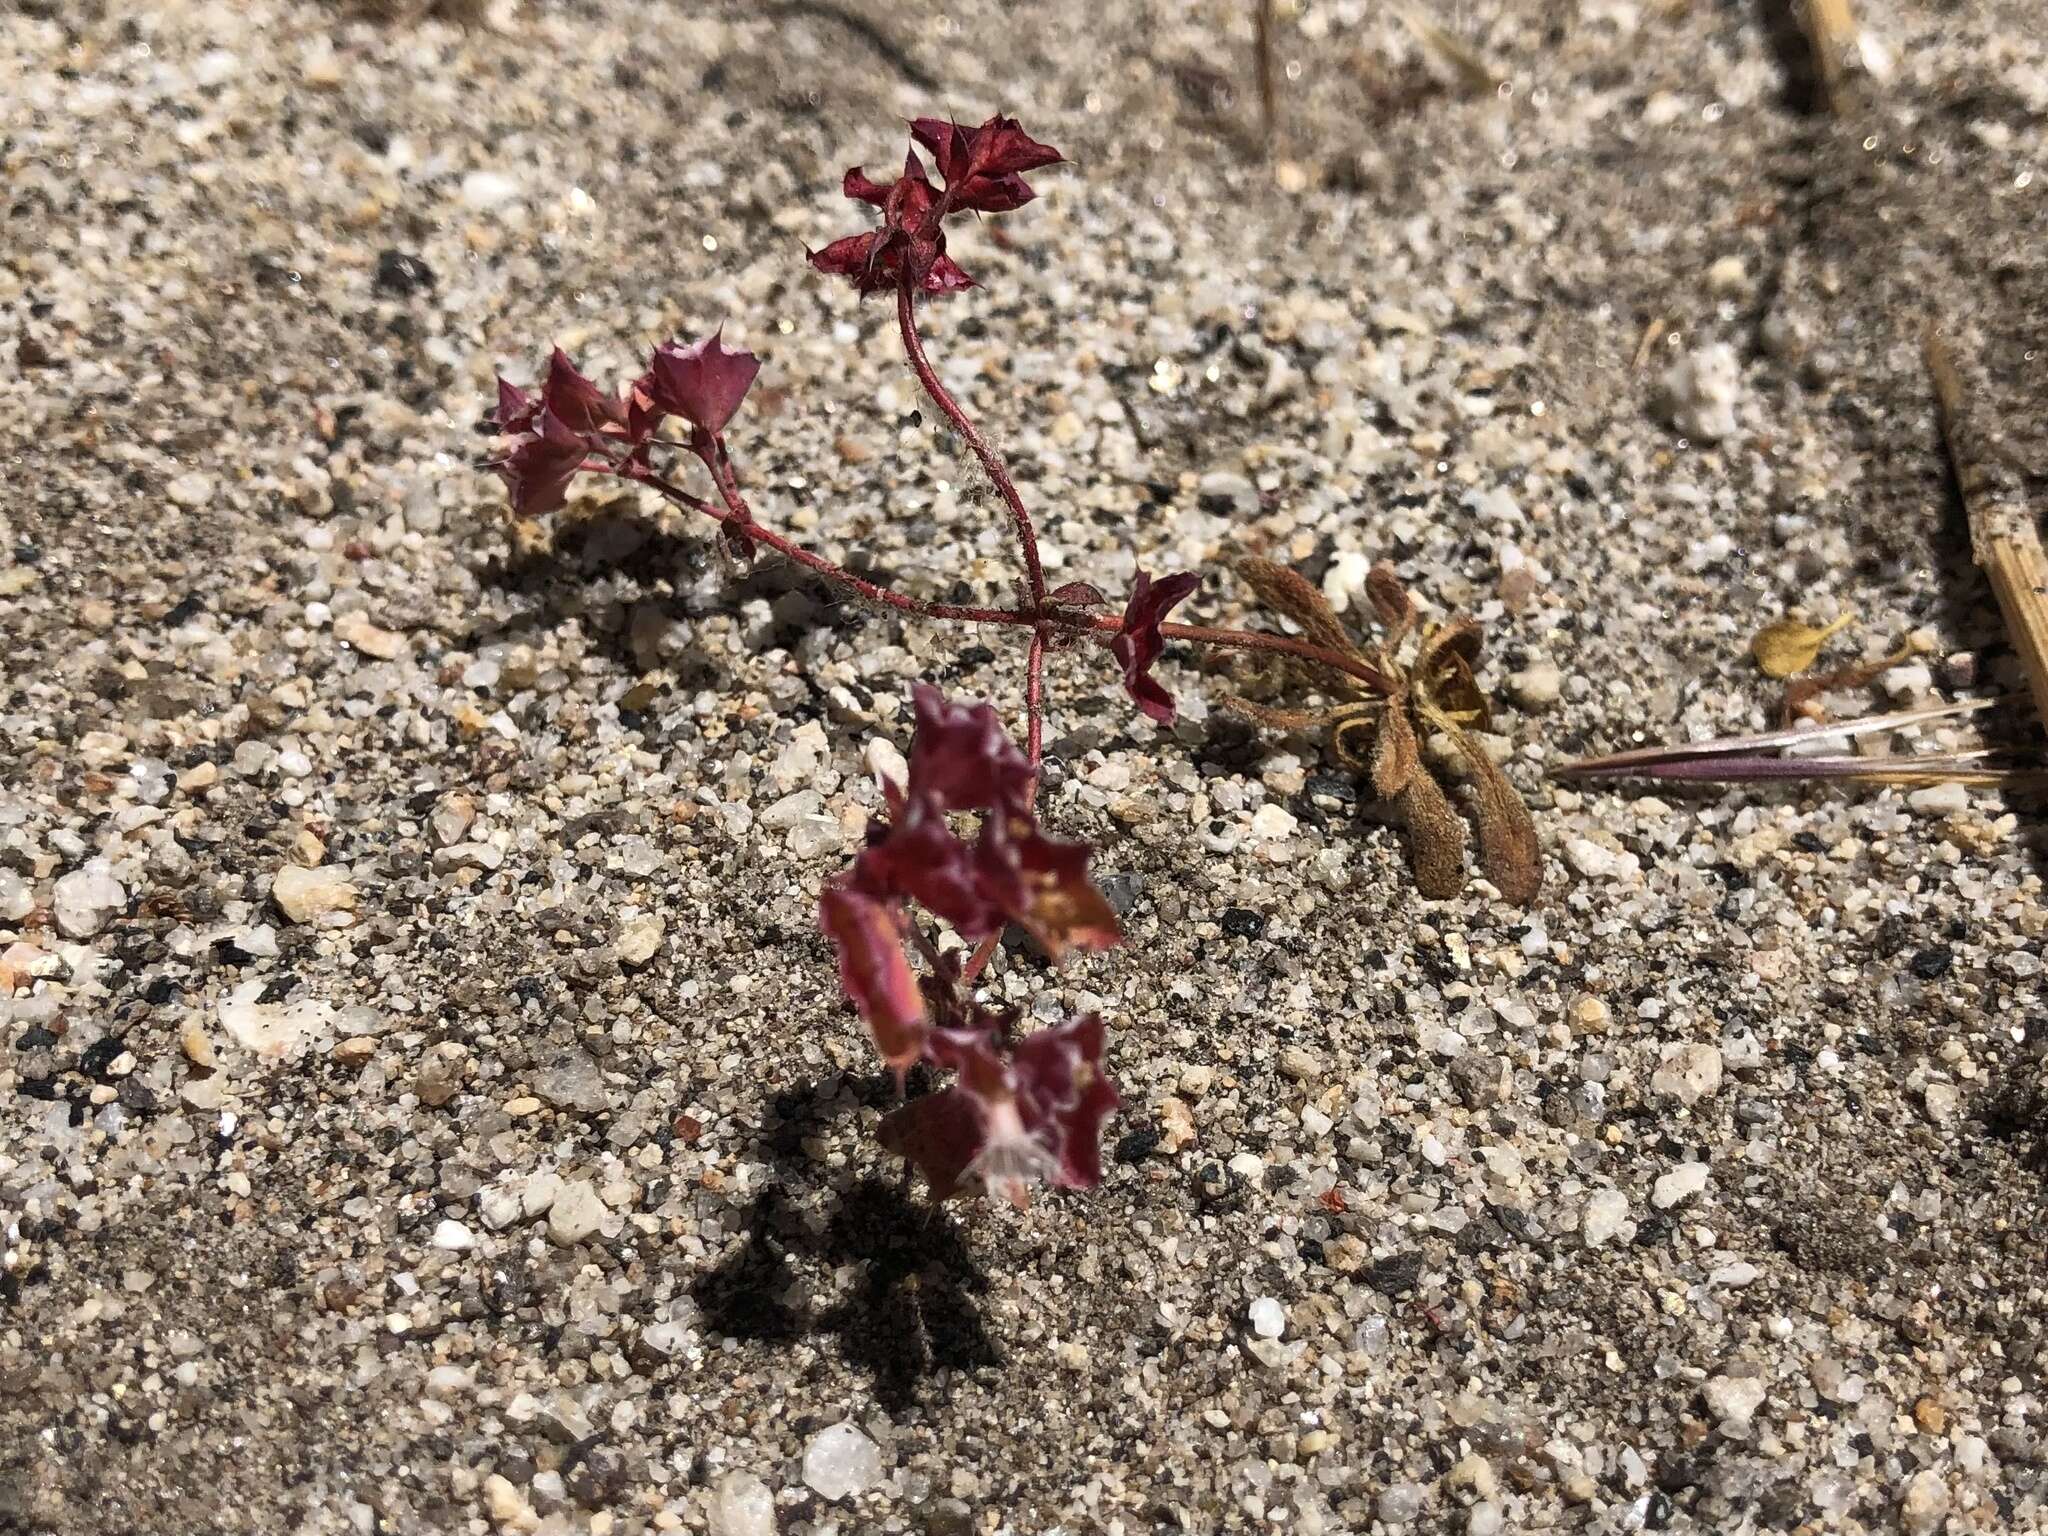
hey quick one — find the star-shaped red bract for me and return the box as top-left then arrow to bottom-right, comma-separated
809,115 -> 1062,298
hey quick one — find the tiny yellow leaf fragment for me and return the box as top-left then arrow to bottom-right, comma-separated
1752,612 -> 1855,678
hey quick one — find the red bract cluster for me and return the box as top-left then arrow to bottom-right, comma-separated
819,686 -> 1122,1203
823,686 -> 1118,1063
809,115 -> 1061,297
487,332 -> 761,516
880,1007 -> 1118,1208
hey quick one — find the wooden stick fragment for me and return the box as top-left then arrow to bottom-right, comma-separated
1398,6 -> 1501,96
1926,327 -> 2048,736
1254,0 -> 1278,155
1799,0 -> 1864,114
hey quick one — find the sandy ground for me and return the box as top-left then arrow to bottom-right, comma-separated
4,1 -> 2048,1532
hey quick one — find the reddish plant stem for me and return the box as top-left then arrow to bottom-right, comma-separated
614,466 -> 1017,626
610,462 -> 1389,688
1024,628 -> 1047,771
960,931 -> 1002,984
701,434 -> 750,520
896,284 -> 1047,610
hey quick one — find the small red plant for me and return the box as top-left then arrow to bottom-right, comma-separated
484,114 -> 1534,1206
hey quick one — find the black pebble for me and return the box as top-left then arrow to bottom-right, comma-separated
1365,1251 -> 1423,1294
376,250 -> 435,296
80,1035 -> 125,1081
1219,907 -> 1266,939
1910,946 -> 1953,981
1113,1128 -> 1160,1164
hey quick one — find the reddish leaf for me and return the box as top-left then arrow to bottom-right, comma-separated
852,802 -> 1019,943
644,330 -> 761,437
493,409 -> 590,517
825,688 -> 1120,1083
1011,1013 -> 1118,1191
806,232 -> 890,293
921,254 -> 977,294
911,114 -> 1062,213
842,165 -> 896,206
1009,823 -> 1121,957
1047,581 -> 1109,609
907,116 -> 976,187
1111,570 -> 1202,724
818,885 -> 925,1071
904,684 -> 1034,813
540,347 -> 624,435
878,1079 -> 987,1201
813,121 -> 1054,298
492,376 -> 539,434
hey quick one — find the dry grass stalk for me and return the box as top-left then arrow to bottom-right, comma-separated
1556,698 -> 2048,791
1397,5 -> 1500,96
1799,0 -> 1864,114
1926,326 -> 2048,736
1253,0 -> 1278,154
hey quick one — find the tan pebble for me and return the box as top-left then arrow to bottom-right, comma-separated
834,435 -> 874,463
1156,1096 -> 1196,1153
177,761 -> 219,792
335,612 -> 407,661
1323,1233 -> 1369,1274
1279,1045 -> 1322,1082
504,1096 -> 543,1117
182,1023 -> 216,1068
1446,1452 -> 1496,1500
1913,1395 -> 1946,1436
333,1036 -> 377,1067
480,1473 -> 533,1529
272,864 -> 358,924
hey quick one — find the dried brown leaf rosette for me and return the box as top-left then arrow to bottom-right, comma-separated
1223,557 -> 1541,905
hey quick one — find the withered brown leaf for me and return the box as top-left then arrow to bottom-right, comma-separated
1224,556 -> 1542,906
1429,710 -> 1542,906
1236,557 -> 1355,655
1370,698 -> 1420,799
1365,562 -> 1415,638
1395,759 -> 1467,899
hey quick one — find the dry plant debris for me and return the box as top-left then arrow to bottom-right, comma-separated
1926,324 -> 2048,738
1799,0 -> 1867,114
1396,5 -> 1500,96
1221,558 -> 1541,905
1751,611 -> 1856,679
